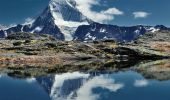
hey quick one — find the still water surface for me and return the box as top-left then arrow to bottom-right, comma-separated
0,71 -> 170,100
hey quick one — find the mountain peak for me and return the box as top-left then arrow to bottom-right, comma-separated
49,0 -> 91,27
51,0 -> 77,6
45,0 -> 93,40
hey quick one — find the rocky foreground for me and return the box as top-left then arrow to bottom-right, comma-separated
1,31 -> 170,63
0,31 -> 170,77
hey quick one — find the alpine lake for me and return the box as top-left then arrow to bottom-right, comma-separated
0,59 -> 170,100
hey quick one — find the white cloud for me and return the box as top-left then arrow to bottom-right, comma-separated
102,8 -> 123,15
75,0 -> 124,23
75,76 -> 124,100
133,11 -> 150,18
134,79 -> 149,87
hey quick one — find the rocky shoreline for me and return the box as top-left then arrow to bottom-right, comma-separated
0,39 -> 169,65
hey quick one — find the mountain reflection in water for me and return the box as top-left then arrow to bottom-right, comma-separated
0,59 -> 170,100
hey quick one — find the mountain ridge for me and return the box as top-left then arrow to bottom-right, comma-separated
0,0 -> 170,42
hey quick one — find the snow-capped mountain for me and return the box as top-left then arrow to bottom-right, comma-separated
48,0 -> 92,40
49,0 -> 91,26
73,23 -> 170,42
5,6 -> 64,40
0,0 -> 170,42
2,0 -> 92,41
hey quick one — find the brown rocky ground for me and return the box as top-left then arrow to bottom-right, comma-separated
0,31 -> 170,78
118,31 -> 170,60
0,38 -> 169,66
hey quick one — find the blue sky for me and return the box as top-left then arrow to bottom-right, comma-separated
0,0 -> 49,25
0,0 -> 169,26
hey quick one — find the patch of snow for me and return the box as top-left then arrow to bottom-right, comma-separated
86,33 -> 92,38
100,28 -> 106,33
4,31 -> 7,37
103,36 -> 108,39
49,0 -> 89,27
84,38 -> 88,41
66,0 -> 76,8
147,27 -> 160,33
58,26 -> 77,41
35,27 -> 43,32
134,29 -> 140,34
139,26 -> 142,30
91,24 -> 97,32
53,17 -> 89,28
85,33 -> 96,40
49,0 -> 90,40
23,18 -> 35,25
9,24 -> 17,28
31,26 -> 43,33
21,26 -> 24,32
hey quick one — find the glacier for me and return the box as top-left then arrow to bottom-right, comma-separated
49,0 -> 91,41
